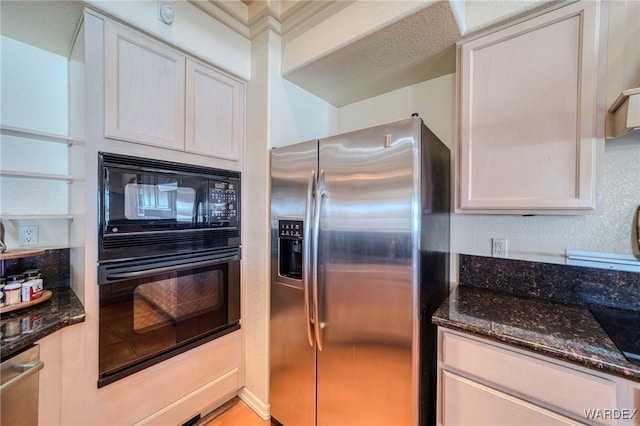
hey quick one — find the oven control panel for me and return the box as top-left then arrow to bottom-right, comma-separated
209,181 -> 238,224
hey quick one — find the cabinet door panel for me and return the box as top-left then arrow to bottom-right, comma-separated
105,21 -> 185,150
457,1 -> 604,213
185,59 -> 244,161
442,371 -> 582,426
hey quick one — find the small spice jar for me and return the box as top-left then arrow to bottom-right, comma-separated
4,283 -> 22,305
21,278 -> 43,302
23,269 -> 41,281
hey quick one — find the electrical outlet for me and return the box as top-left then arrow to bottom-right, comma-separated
492,238 -> 507,258
19,225 -> 39,246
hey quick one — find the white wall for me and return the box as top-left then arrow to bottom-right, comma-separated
271,78 -> 338,147
337,73 -> 640,270
337,73 -> 455,148
0,36 -> 68,133
243,28 -> 336,414
0,36 -> 70,249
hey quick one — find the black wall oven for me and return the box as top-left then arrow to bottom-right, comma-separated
97,153 -> 241,387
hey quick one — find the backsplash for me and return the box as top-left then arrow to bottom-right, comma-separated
459,255 -> 640,312
3,248 -> 70,288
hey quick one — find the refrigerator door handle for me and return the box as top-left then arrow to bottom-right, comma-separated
312,169 -> 326,351
303,171 -> 315,347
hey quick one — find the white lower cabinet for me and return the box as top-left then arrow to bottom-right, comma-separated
442,370 -> 581,426
437,328 -> 638,426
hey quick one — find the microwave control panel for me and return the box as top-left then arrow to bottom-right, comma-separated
209,181 -> 238,225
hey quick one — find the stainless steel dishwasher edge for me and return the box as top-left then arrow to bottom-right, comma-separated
1,345 -> 44,425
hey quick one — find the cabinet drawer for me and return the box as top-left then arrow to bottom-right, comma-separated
442,370 -> 582,426
441,331 -> 616,423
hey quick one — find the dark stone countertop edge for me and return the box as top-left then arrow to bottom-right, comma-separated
432,286 -> 640,383
1,286 -> 85,361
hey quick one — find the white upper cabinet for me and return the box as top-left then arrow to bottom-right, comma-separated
456,1 -> 606,214
104,20 -> 245,162
105,21 -> 186,150
185,59 -> 244,161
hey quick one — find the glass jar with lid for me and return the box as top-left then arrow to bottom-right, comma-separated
23,269 -> 41,281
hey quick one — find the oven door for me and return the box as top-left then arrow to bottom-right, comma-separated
97,248 -> 240,387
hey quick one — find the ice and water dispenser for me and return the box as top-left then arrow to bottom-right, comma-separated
278,219 -> 303,280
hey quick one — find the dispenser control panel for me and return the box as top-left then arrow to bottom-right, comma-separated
278,219 -> 303,280
279,220 -> 303,240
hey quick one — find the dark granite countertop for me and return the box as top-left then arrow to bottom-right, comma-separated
1,286 -> 85,360
433,285 -> 640,382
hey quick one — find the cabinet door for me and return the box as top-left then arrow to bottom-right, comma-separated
105,21 -> 185,150
442,371 -> 583,426
456,1 -> 605,214
185,59 -> 244,161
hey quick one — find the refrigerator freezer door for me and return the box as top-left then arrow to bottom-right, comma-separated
270,140 -> 317,426
316,118 -> 420,426
270,283 -> 316,426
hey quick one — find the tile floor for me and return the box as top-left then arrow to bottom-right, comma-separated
200,397 -> 270,426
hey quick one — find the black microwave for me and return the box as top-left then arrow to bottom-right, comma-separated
98,152 -> 241,261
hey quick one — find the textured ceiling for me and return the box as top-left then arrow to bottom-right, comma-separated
278,0 -> 562,106
282,1 -> 462,106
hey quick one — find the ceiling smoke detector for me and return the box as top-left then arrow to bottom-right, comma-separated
158,1 -> 174,25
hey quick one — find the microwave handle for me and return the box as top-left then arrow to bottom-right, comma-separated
105,254 -> 238,280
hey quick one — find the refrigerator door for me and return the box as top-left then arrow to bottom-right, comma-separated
270,140 -> 317,426
316,118 -> 421,426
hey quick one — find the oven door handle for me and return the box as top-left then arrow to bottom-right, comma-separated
104,254 -> 239,280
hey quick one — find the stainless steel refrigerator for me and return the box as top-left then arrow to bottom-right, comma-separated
270,116 -> 450,426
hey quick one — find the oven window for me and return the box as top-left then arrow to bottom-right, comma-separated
132,270 -> 222,334
98,261 -> 239,384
